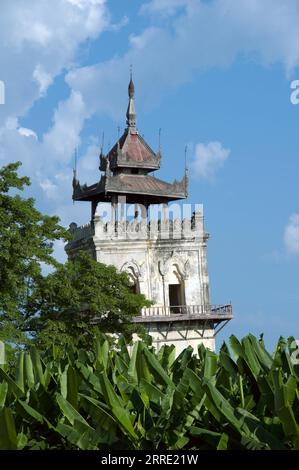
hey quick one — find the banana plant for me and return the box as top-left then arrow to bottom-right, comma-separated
0,334 -> 298,450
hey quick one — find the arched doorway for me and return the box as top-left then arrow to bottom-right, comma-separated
167,265 -> 185,314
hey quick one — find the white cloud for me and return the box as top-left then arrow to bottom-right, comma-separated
0,0 -> 109,233
67,0 -> 105,9
4,117 -> 18,130
140,0 -> 190,16
18,127 -> 38,139
33,65 -> 54,95
64,0 -> 299,130
191,141 -> 230,180
77,142 -> 101,184
2,0 -> 299,264
0,0 -> 109,126
43,90 -> 88,162
39,179 -> 59,200
284,214 -> 299,255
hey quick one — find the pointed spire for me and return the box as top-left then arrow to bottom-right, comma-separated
184,145 -> 189,198
126,65 -> 137,130
158,128 -> 162,154
73,147 -> 78,182
100,131 -> 105,156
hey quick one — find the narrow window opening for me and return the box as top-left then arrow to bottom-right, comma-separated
169,284 -> 183,314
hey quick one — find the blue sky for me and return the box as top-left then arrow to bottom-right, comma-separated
0,0 -> 299,350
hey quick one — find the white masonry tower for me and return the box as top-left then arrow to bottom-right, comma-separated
66,77 -> 232,355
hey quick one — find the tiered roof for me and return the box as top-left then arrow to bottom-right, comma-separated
72,77 -> 188,205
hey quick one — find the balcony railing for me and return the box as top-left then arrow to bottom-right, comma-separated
135,304 -> 233,323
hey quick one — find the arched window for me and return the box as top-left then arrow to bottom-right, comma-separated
121,261 -> 140,295
126,268 -> 140,294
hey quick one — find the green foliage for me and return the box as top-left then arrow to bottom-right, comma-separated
0,162 -> 69,347
29,252 -> 151,349
0,162 -> 149,352
0,334 -> 298,450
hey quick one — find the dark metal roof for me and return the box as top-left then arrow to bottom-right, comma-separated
100,129 -> 160,172
73,173 -> 187,203
73,78 -> 188,205
121,133 -> 155,163
107,174 -> 186,197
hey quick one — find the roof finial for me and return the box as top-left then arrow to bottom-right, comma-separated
126,66 -> 136,129
158,128 -> 162,154
117,126 -> 121,154
73,146 -> 78,180
72,147 -> 79,204
184,145 -> 189,198
128,66 -> 135,98
100,131 -> 105,155
184,145 -> 188,169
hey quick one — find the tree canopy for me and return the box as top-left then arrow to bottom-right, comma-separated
0,162 -> 149,351
29,252 -> 150,349
0,162 -> 68,347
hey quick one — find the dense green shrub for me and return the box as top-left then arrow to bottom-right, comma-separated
0,334 -> 298,450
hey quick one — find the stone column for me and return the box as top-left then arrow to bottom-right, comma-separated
162,203 -> 168,220
141,203 -> 147,221
162,275 -> 167,315
134,203 -> 139,220
140,204 -> 148,239
161,203 -> 169,239
117,196 -> 126,239
118,195 -> 126,222
111,195 -> 117,237
193,208 -> 204,238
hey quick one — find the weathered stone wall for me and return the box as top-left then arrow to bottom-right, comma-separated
92,237 -> 209,309
65,210 -> 215,353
